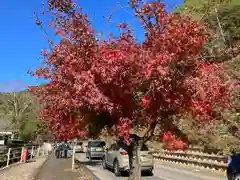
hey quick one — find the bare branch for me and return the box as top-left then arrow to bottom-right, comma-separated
143,120 -> 158,142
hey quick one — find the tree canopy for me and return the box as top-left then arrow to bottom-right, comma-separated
30,0 -> 234,151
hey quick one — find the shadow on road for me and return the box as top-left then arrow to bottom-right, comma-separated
113,171 -> 153,177
75,159 -> 102,167
73,152 -> 102,167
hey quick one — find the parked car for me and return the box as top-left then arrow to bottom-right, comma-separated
86,140 -> 106,159
69,142 -> 84,153
75,142 -> 84,153
227,153 -> 240,180
102,143 -> 154,177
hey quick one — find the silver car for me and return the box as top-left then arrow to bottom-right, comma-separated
86,140 -> 106,159
102,143 -> 154,176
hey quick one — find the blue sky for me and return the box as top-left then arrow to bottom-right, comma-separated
0,0 -> 182,92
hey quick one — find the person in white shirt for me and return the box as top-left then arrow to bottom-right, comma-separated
47,141 -> 52,154
43,141 -> 52,154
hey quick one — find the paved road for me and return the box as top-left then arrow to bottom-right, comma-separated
74,153 -> 226,180
154,162 -> 226,180
74,153 -> 163,180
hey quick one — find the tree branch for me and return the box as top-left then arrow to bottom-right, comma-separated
143,119 -> 158,143
162,118 -> 190,144
215,7 -> 226,44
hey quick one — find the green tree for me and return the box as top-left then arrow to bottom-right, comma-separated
177,0 -> 236,19
206,4 -> 240,46
0,92 -> 39,140
178,0 -> 240,49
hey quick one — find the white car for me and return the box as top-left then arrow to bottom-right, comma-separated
75,144 -> 84,153
68,142 -> 84,153
102,143 -> 154,176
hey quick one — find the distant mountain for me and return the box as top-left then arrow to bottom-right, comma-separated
0,80 -> 29,92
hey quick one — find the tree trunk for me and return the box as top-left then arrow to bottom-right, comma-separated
128,139 -> 143,180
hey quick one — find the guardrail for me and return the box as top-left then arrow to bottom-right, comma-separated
152,149 -> 228,172
0,145 -> 48,170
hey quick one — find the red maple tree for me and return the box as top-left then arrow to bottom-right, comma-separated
29,0 -> 233,177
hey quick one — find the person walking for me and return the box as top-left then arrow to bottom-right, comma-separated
47,141 -> 53,154
55,141 -> 62,158
60,141 -> 65,158
63,141 -> 68,159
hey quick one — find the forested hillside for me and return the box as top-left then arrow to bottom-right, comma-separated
174,0 -> 240,154
0,91 -> 44,141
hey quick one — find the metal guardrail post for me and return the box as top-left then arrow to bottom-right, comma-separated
30,146 -> 34,159
37,146 -> 40,157
72,146 -> 76,170
6,148 -> 11,167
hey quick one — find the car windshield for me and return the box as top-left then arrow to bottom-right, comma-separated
90,141 -> 105,147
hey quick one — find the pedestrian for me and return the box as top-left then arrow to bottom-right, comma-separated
43,140 -> 47,154
46,141 -> 52,154
55,141 -> 61,158
60,141 -> 64,158
63,141 -> 68,158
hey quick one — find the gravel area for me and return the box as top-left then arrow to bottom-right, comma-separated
0,156 -> 48,180
34,154 -> 96,180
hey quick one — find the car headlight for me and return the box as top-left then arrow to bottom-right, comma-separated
227,156 -> 232,165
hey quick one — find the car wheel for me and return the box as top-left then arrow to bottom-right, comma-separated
102,156 -> 107,169
113,160 -> 121,177
234,174 -> 240,180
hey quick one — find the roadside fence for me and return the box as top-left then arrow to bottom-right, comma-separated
152,149 -> 228,172
0,145 -> 48,170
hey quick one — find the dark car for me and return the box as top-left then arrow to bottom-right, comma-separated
227,153 -> 240,180
86,140 -> 106,159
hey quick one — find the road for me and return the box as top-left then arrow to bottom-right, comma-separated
73,152 -> 226,180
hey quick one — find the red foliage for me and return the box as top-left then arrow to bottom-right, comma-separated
30,0 -> 233,146
116,117 -> 132,145
162,131 -> 186,150
140,96 -> 151,109
40,49 -> 48,56
55,29 -> 65,35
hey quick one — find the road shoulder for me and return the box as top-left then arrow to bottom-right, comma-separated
0,156 -> 48,180
34,153 -> 96,180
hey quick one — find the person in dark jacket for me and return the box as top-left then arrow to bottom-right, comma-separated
55,141 -> 62,158
63,141 -> 69,158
